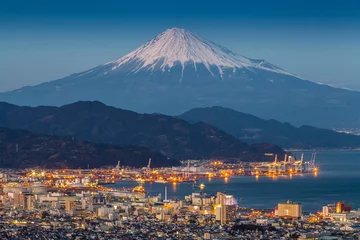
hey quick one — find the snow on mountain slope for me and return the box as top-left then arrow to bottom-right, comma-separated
105,28 -> 296,78
6,27 -> 359,128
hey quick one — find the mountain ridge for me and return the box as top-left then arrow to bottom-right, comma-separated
0,101 -> 284,161
1,28 -> 359,128
0,126 -> 176,168
178,106 -> 360,149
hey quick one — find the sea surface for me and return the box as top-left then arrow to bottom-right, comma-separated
113,151 -> 360,212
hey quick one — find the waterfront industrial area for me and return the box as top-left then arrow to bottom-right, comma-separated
94,153 -> 319,185
1,154 -> 360,239
2,153 -> 318,186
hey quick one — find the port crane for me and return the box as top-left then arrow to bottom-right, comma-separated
146,158 -> 151,177
309,152 -> 317,170
114,160 -> 121,175
254,152 -> 317,175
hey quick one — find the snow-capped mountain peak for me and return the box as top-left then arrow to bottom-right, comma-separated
106,28 -> 294,77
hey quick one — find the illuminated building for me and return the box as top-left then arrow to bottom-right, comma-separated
13,192 -> 35,210
215,192 -> 238,224
215,204 -> 237,224
13,193 -> 25,208
216,192 -> 237,205
331,212 -> 356,222
335,201 -> 352,213
65,200 -> 76,213
98,206 -> 114,218
322,204 -> 335,216
336,202 -> 344,213
277,201 -> 302,218
91,195 -> 106,205
24,193 -> 35,210
89,194 -> 106,212
191,193 -> 212,206
256,218 -> 275,225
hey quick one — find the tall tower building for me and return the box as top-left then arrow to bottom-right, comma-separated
215,192 -> 238,224
13,193 -> 25,208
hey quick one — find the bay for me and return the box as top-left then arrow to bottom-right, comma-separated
113,151 -> 360,212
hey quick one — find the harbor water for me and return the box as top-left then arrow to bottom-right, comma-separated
113,151 -> 360,212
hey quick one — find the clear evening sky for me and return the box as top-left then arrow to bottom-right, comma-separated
1,0 -> 359,91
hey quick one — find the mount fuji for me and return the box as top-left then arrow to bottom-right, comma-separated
1,28 -> 360,128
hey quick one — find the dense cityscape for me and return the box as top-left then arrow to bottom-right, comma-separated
0,157 -> 359,239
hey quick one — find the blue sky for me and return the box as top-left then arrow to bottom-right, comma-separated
1,0 -> 359,91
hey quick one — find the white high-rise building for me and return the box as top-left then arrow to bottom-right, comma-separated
215,192 -> 238,224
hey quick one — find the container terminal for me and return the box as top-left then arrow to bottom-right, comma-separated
3,153 -> 318,189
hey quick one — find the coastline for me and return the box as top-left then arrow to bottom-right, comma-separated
286,148 -> 360,152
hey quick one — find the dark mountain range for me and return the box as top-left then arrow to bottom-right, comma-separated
0,127 -> 174,168
0,101 -> 284,161
179,106 -> 360,149
0,28 -> 359,128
